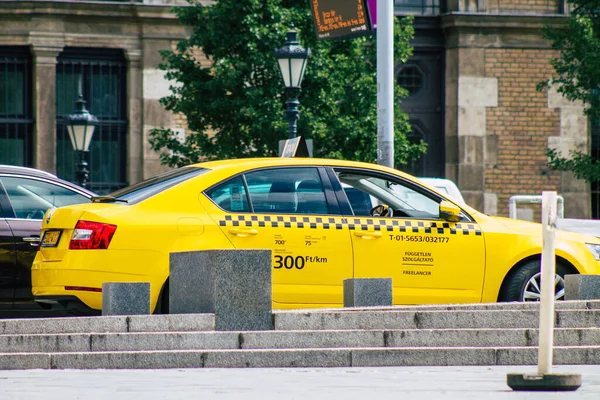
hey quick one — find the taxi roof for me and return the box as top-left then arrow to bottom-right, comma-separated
191,157 -> 406,176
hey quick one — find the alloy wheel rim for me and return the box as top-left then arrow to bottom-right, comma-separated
522,272 -> 565,301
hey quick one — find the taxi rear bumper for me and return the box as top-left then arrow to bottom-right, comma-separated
34,295 -> 100,316
32,260 -> 166,312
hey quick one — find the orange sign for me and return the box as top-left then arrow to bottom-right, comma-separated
310,0 -> 371,40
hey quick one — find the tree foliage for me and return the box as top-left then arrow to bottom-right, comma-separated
546,148 -> 600,182
540,0 -> 600,182
148,0 -> 424,168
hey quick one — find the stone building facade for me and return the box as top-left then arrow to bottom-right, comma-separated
0,0 -> 591,218
0,0 -> 195,193
404,0 -> 588,219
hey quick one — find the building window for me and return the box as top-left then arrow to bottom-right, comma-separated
397,65 -> 424,96
56,48 -> 128,194
395,0 -> 442,15
0,47 -> 32,167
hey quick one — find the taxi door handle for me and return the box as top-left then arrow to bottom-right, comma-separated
229,228 -> 259,237
23,236 -> 40,247
353,231 -> 382,239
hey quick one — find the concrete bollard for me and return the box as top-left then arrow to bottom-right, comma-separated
102,282 -> 150,316
170,249 -> 273,331
343,278 -> 392,307
565,275 -> 600,300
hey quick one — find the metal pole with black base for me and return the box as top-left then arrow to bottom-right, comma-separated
284,88 -> 300,139
66,78 -> 97,189
507,191 -> 581,391
76,150 -> 90,188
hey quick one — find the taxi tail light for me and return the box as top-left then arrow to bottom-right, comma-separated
69,220 -> 117,250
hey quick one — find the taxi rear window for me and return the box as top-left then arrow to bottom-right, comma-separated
109,166 -> 207,204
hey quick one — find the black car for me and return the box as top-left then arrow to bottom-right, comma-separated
0,165 -> 95,316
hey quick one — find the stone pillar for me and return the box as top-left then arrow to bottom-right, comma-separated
445,48 -> 460,186
102,282 -> 151,316
170,250 -> 273,331
546,85 -> 590,218
446,47 -> 498,213
565,275 -> 600,300
124,49 -> 143,186
457,74 -> 498,212
343,278 -> 392,307
30,42 -> 63,173
141,39 -> 180,179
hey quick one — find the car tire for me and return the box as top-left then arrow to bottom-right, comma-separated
154,280 -> 169,314
499,260 -> 571,302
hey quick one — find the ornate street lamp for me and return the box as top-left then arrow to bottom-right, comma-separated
274,26 -> 310,139
66,86 -> 97,188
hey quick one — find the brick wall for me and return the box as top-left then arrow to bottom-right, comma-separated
484,48 -> 561,218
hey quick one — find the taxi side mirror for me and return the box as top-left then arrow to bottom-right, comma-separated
439,200 -> 462,222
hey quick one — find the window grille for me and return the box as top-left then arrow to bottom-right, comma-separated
395,0 -> 442,15
397,65 -> 424,96
0,47 -> 32,167
56,48 -> 128,194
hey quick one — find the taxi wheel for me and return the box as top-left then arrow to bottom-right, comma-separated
499,260 -> 570,302
154,280 -> 169,314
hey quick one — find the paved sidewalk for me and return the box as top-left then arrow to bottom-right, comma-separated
0,365 -> 599,399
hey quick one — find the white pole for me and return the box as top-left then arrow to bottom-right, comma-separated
376,0 -> 394,168
538,191 -> 557,375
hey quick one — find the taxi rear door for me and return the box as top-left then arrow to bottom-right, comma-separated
200,166 -> 352,307
331,168 -> 486,305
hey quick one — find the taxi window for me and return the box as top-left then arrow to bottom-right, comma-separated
244,168 -> 329,215
336,171 -> 440,219
110,166 -> 207,204
205,176 -> 250,212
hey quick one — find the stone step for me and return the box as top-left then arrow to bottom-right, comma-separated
2,301 -> 598,370
0,314 -> 214,335
0,327 -> 599,354
2,345 -> 600,370
356,299 -> 600,311
1,307 -> 599,335
274,309 -> 600,330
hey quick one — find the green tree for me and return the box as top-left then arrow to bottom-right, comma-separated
539,0 -> 600,181
148,0 -> 424,168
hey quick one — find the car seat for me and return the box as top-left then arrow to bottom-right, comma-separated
296,179 -> 328,215
266,180 -> 297,213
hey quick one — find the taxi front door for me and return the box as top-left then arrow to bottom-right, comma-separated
351,216 -> 486,304
336,169 -> 486,305
202,167 -> 353,308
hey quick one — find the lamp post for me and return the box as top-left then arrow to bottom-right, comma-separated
275,26 -> 310,139
66,88 -> 97,188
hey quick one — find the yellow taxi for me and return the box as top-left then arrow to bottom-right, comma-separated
32,158 -> 600,314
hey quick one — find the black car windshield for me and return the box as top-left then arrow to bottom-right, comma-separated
108,166 -> 208,204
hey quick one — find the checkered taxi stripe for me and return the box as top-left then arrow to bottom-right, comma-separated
219,215 -> 483,236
